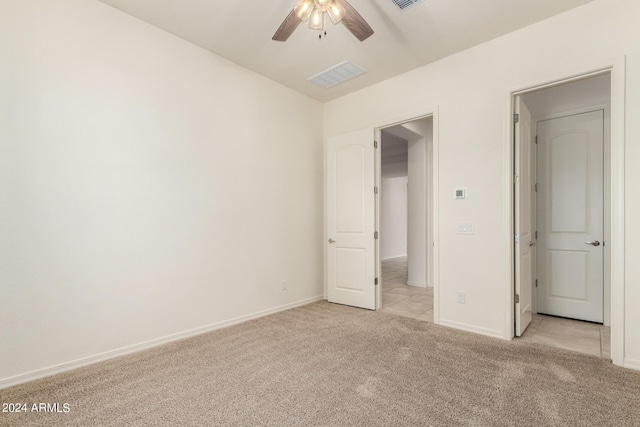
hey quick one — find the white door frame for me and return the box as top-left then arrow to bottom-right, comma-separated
374,108 -> 440,323
505,57 -> 626,367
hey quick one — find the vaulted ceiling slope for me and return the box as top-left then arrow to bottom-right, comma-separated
97,0 -> 595,102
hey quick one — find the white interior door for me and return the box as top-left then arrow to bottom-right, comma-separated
537,110 -> 604,322
515,97 -> 533,336
327,128 -> 376,310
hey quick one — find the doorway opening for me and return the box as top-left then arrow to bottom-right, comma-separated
513,72 -> 612,359
377,116 -> 434,322
325,110 -> 438,315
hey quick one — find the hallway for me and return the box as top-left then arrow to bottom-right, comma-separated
380,257 -> 433,322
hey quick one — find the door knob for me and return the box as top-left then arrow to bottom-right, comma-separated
328,238 -> 335,244
529,241 -> 536,247
585,240 -> 600,247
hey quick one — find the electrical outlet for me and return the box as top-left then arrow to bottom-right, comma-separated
457,291 -> 466,304
281,280 -> 287,291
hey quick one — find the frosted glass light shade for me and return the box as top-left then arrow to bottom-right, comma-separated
327,1 -> 346,24
294,0 -> 314,21
308,6 -> 325,30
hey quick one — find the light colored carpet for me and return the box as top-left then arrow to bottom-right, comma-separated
1,301 -> 639,426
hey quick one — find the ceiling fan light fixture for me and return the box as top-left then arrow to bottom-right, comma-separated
308,6 -> 325,30
273,0 -> 373,42
316,0 -> 332,12
294,0 -> 314,21
327,1 -> 346,24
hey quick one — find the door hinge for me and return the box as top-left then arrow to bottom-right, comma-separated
514,234 -> 519,244
514,113 -> 519,123
513,174 -> 520,184
515,294 -> 520,303
374,231 -> 379,240
374,140 -> 378,149
535,135 -> 538,144
534,183 -> 538,192
535,230 -> 538,240
374,186 -> 378,194
535,279 -> 538,288
375,278 -> 379,285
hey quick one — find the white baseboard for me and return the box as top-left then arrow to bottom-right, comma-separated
438,319 -> 504,340
623,358 -> 640,371
0,295 -> 324,390
381,254 -> 407,261
407,281 -> 427,288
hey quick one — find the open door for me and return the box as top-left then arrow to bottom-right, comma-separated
514,96 -> 533,336
327,128 -> 376,310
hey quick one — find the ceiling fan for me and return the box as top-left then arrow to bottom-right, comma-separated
273,0 -> 374,42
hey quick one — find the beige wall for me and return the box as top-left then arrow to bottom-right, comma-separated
404,119 -> 433,288
380,176 -> 408,261
324,0 -> 640,369
0,0 -> 324,384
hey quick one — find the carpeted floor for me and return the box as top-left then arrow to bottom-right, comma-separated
1,301 -> 639,426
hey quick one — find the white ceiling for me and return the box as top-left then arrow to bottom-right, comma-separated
96,0 -> 595,102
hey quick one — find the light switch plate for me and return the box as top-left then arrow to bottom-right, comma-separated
457,223 -> 474,234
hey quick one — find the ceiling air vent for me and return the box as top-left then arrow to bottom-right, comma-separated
308,61 -> 366,89
391,0 -> 425,11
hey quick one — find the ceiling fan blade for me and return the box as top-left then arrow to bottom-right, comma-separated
336,0 -> 374,41
272,10 -> 301,42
